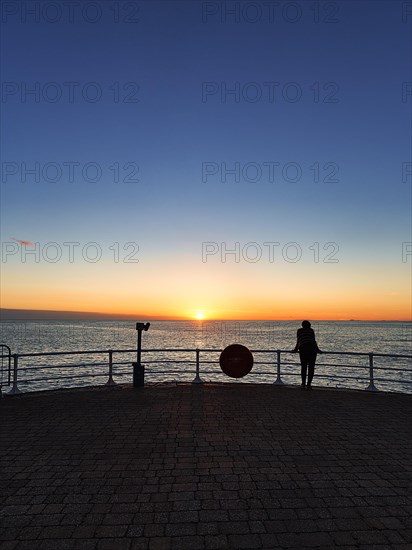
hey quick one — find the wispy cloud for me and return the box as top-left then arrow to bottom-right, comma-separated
12,237 -> 34,246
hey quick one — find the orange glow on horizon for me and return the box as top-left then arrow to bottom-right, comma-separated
1,303 -> 411,322
1,256 -> 411,321
2,288 -> 411,321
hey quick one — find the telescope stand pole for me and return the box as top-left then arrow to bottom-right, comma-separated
133,329 -> 145,387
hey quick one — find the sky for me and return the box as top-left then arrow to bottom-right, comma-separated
1,0 -> 411,321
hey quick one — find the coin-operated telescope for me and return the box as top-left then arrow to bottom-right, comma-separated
132,322 -> 150,387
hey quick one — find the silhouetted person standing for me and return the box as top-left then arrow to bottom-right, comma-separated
292,321 -> 322,389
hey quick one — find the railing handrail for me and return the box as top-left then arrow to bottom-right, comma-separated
0,344 -> 12,390
10,347 -> 412,359
3,345 -> 411,396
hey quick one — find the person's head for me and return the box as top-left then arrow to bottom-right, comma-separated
302,320 -> 311,328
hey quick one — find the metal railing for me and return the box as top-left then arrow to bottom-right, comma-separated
2,346 -> 411,395
0,344 -> 12,397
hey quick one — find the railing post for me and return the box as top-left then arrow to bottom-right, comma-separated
106,350 -> 116,386
192,348 -> 203,384
273,349 -> 284,385
9,354 -> 22,395
365,353 -> 378,392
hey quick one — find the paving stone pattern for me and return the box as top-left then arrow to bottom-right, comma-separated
1,383 -> 412,549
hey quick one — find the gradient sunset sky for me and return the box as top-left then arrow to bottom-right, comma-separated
1,1 -> 411,320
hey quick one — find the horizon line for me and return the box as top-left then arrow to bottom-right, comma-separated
0,308 -> 410,323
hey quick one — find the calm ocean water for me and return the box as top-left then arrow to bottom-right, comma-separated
1,320 -> 411,394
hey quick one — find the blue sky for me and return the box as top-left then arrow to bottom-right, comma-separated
1,1 -> 411,319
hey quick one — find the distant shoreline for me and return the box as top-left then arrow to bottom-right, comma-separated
0,309 -> 168,321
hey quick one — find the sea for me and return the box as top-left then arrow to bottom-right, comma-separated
0,320 -> 411,394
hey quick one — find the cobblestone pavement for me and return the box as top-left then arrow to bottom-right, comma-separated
1,383 -> 411,549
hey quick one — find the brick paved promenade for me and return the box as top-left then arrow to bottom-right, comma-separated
1,383 -> 411,549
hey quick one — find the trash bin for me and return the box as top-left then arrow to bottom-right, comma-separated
132,362 -> 145,387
